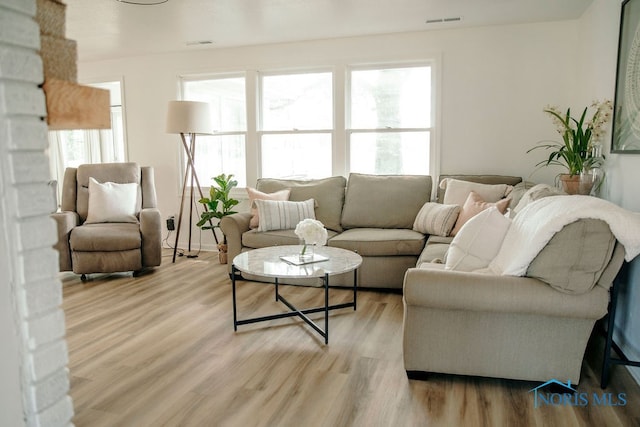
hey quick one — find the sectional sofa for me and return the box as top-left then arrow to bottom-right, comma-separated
220,173 -> 521,289
220,172 -> 635,385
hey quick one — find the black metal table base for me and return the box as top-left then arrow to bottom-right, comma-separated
231,265 -> 357,344
601,262 -> 640,388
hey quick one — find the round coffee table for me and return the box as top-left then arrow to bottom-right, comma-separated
231,245 -> 362,344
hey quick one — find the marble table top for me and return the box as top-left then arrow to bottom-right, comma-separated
232,245 -> 362,279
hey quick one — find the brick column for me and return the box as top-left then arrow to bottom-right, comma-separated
0,0 -> 73,426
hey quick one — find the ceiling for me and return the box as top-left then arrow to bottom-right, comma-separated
65,0 -> 593,62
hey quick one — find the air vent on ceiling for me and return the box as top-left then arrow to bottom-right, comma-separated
426,17 -> 462,24
186,40 -> 214,46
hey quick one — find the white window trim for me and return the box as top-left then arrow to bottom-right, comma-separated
177,55 -> 441,192
345,61 -> 440,185
179,72 -> 249,193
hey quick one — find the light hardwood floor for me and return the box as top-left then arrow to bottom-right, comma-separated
62,250 -> 640,426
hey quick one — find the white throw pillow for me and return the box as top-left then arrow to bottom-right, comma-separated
255,199 -> 316,232
441,178 -> 513,206
445,207 -> 512,272
85,177 -> 138,223
413,202 -> 461,236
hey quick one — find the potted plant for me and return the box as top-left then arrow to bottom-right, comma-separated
197,173 -> 239,263
528,100 -> 612,195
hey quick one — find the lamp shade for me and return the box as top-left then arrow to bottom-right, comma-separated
166,100 -> 213,134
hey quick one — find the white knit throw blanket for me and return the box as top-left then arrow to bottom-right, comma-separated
488,195 -> 640,276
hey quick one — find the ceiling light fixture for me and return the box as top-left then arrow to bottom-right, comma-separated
116,0 -> 168,5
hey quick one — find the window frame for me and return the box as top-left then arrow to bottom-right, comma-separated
176,56 -> 441,190
180,72 -> 249,189
345,61 -> 438,178
257,68 -> 335,179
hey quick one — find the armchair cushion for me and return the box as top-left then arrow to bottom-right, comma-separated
85,177 -> 138,223
70,223 -> 141,252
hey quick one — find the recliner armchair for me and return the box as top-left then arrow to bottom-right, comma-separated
52,162 -> 162,280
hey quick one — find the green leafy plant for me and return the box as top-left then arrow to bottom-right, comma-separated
196,173 -> 239,244
528,100 -> 612,176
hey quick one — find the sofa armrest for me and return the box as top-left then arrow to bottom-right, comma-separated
140,208 -> 162,267
51,211 -> 79,271
403,268 -> 609,319
220,212 -> 252,272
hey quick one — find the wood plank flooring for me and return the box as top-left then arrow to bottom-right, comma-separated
62,250 -> 640,426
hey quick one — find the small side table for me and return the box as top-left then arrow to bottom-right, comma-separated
601,261 -> 640,388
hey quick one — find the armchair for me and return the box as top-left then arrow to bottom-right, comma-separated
52,162 -> 162,280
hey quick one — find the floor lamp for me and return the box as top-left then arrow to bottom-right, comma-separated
166,100 -> 217,262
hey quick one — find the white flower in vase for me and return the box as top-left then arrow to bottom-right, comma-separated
294,219 -> 328,258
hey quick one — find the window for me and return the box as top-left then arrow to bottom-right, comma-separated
182,76 -> 247,187
48,80 -> 127,202
259,71 -> 333,179
348,65 -> 432,175
180,62 -> 436,188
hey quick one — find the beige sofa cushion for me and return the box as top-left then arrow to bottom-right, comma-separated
341,173 -> 432,229
416,235 -> 453,265
441,178 -> 513,205
256,176 -> 346,232
436,174 -> 522,204
329,228 -> 425,256
527,219 -> 616,294
243,229 -> 339,249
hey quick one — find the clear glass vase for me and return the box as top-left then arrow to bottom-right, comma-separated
559,171 -> 597,195
299,240 -> 314,262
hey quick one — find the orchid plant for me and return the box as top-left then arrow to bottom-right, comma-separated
528,100 -> 613,176
294,218 -> 328,255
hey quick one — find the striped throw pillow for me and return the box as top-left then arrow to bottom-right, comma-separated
413,202 -> 461,237
255,199 -> 316,232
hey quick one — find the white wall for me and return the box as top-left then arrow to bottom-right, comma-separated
581,0 -> 640,383
79,21 -> 580,250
